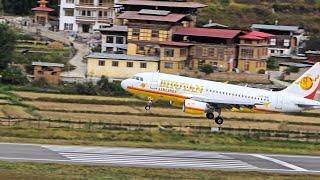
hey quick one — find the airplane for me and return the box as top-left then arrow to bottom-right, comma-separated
121,62 -> 320,125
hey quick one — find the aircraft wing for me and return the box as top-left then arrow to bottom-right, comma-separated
187,95 -> 263,109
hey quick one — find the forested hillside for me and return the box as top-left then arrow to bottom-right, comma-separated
197,0 -> 320,36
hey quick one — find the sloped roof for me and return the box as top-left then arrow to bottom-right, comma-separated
174,27 -> 241,39
251,24 -> 299,32
116,0 -> 207,8
32,62 -> 64,67
240,31 -> 274,40
160,41 -> 193,47
32,7 -> 54,12
118,11 -> 186,22
99,25 -> 128,32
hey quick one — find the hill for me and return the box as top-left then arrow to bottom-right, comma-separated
196,0 -> 320,36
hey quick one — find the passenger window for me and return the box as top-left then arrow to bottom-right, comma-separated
140,77 -> 143,81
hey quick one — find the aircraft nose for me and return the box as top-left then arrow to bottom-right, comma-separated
121,79 -> 130,90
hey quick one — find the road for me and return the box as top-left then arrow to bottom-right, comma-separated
0,143 -> 319,174
20,25 -> 89,79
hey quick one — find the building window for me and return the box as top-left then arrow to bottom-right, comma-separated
140,62 -> 147,68
132,28 -> 139,36
284,39 -> 290,47
99,11 -> 103,17
81,10 -> 86,16
127,62 -> 133,67
180,48 -> 187,57
66,0 -> 74,3
218,48 -> 224,59
270,49 -> 275,53
195,47 -> 202,57
270,39 -> 276,46
128,28 -> 133,40
106,36 -> 114,43
139,29 -> 151,41
98,60 -> 105,66
164,62 -> 173,69
279,50 -> 284,54
64,9 -> 74,16
116,36 -> 124,44
244,40 -> 252,44
64,23 -> 73,31
208,48 -> 215,57
164,48 -> 174,57
112,61 -> 119,67
240,48 -> 254,59
159,30 -> 169,41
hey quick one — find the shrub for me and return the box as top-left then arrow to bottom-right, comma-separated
200,64 -> 214,75
1,66 -> 28,85
32,77 -> 52,88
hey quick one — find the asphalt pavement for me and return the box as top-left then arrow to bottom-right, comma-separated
0,143 -> 319,174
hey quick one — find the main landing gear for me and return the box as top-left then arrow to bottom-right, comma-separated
145,97 -> 153,111
206,108 -> 224,125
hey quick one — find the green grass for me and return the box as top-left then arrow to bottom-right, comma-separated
0,127 -> 319,155
0,161 -> 318,180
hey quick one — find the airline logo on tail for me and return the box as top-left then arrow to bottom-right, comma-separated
299,75 -> 314,90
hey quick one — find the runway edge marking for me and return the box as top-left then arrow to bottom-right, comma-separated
251,154 -> 308,171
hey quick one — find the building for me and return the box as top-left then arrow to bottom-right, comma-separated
100,25 -> 128,53
59,0 -> 114,33
32,0 -> 54,26
116,0 -> 207,27
251,24 -> 305,57
159,41 -> 193,74
32,62 -> 64,85
172,27 -> 242,71
115,0 -> 206,71
305,51 -> 320,64
86,53 -> 159,80
237,31 -> 273,73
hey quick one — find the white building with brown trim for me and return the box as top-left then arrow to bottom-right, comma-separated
59,0 -> 114,33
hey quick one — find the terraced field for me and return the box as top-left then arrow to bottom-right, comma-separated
0,91 -> 318,133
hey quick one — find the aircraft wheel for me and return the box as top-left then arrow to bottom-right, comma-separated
215,116 -> 224,125
206,112 -> 214,120
145,105 -> 151,111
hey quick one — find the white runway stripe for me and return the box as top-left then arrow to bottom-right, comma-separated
43,145 -> 258,170
43,145 -> 232,159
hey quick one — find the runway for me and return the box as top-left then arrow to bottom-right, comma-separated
0,143 -> 319,174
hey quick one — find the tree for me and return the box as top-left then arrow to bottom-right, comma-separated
0,24 -> 16,70
3,0 -> 36,15
200,64 -> 214,75
1,66 -> 28,85
267,57 -> 279,70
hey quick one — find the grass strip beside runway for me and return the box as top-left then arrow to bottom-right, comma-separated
0,161 -> 319,179
0,127 -> 319,155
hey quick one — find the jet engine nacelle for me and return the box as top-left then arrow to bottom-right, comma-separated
183,99 -> 209,115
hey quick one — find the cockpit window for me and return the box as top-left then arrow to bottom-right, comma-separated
135,77 -> 139,80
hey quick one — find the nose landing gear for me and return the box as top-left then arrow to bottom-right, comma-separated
145,97 -> 153,111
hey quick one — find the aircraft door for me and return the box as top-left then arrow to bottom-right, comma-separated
275,93 -> 283,109
150,73 -> 159,89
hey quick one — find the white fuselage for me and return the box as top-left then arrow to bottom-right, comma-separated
121,72 -> 320,113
